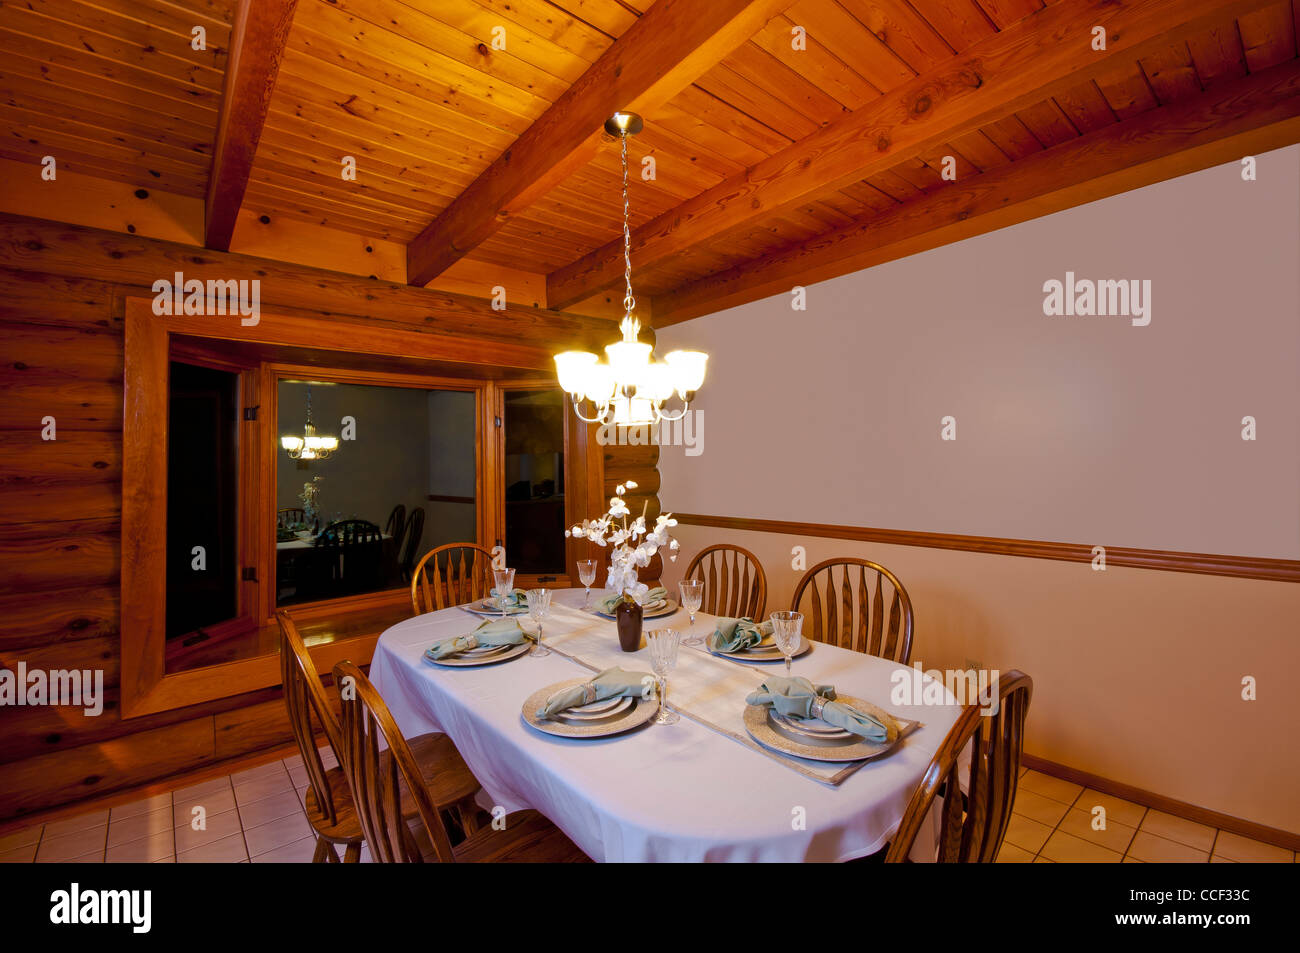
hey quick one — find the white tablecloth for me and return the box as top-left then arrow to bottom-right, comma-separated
369,589 -> 962,862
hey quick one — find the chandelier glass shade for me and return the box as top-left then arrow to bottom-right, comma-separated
553,113 -> 707,427
280,384 -> 339,460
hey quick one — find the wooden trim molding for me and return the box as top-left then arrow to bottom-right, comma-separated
673,513 -> 1300,584
1025,755 -> 1300,852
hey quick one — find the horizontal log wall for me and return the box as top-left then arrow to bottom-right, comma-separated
0,216 -> 653,823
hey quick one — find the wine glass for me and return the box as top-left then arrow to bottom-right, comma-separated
769,610 -> 803,676
492,567 -> 516,616
525,588 -> 552,658
577,559 -> 598,609
678,579 -> 704,645
645,628 -> 681,725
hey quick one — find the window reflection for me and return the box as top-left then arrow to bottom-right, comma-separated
276,381 -> 477,606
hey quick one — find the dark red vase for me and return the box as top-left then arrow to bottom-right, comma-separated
614,598 -> 643,652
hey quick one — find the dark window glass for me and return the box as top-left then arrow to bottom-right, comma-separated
504,389 -> 565,574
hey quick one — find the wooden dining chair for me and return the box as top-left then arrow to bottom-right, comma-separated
791,558 -> 914,664
315,519 -> 384,594
400,507 -> 426,582
277,610 -> 483,862
277,506 -> 305,527
384,504 -> 407,583
683,544 -> 767,619
332,660 -> 591,863
885,670 -> 1033,863
410,542 -> 494,614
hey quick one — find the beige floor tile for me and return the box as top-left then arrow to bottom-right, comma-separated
1032,856 -> 1055,862
231,761 -> 290,787
251,835 -> 318,863
245,812 -> 312,858
996,842 -> 1036,863
175,808 -> 243,853
1056,808 -> 1138,855
1211,831 -> 1293,863
1019,770 -> 1083,806
1126,831 -> 1209,863
1210,855 -> 1237,863
173,776 -> 233,802
152,855 -> 175,863
108,806 -> 173,848
178,832 -> 248,863
0,843 -> 38,863
1122,856 -> 1145,862
43,810 -> 108,839
51,850 -> 105,864
106,828 -> 174,863
109,793 -> 172,821
1004,813 -> 1054,853
1039,830 -> 1123,863
173,785 -> 236,829
0,825 -> 42,852
286,764 -> 310,788
281,753 -> 304,770
35,826 -> 106,862
1139,810 -> 1215,851
237,789 -> 306,830
1012,789 -> 1070,827
1075,789 -> 1146,829
233,771 -> 294,806
318,746 -> 338,770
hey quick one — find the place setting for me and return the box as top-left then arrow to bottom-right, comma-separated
741,675 -> 918,765
588,584 -> 679,620
522,628 -> 682,738
426,586 -> 556,667
705,609 -> 812,666
459,567 -> 533,618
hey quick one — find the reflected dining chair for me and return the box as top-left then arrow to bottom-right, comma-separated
314,519 -> 384,595
332,660 -> 591,863
683,544 -> 767,619
277,506 -> 306,528
399,507 -> 426,582
276,610 -> 483,862
885,670 -> 1033,863
791,558 -> 914,664
410,542 -> 494,614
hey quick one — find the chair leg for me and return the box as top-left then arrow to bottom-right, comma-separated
343,841 -> 362,863
457,796 -> 481,835
312,837 -> 334,863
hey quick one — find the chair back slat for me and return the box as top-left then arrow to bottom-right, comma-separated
683,545 -> 768,620
332,660 -> 457,863
792,557 -> 914,664
410,542 -> 495,615
885,671 -> 1033,863
276,610 -> 343,826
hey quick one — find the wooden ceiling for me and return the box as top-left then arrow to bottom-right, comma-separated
1,0 -> 1298,323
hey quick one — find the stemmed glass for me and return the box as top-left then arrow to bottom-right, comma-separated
577,559 -> 598,609
525,588 -> 552,658
492,567 -> 516,616
769,610 -> 803,676
678,579 -> 704,645
645,628 -> 681,725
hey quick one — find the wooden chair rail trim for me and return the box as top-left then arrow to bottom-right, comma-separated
1023,755 -> 1300,853
673,513 -> 1300,584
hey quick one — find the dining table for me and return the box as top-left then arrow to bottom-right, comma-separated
368,587 -> 964,863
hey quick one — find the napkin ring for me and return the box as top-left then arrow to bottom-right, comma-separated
581,682 -> 598,705
464,634 -> 480,650
810,696 -> 827,719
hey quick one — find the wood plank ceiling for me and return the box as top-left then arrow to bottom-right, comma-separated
1,0 -> 1298,322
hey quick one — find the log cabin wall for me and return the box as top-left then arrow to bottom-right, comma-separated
0,214 -> 657,823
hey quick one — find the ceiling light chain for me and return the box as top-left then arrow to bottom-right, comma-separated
553,113 -> 707,428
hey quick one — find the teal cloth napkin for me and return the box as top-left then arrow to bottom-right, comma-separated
596,586 -> 667,615
489,587 -> 528,609
426,618 -> 527,660
708,616 -> 773,653
537,667 -> 655,718
745,676 -> 900,743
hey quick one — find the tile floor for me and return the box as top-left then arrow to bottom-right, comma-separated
0,760 -> 1294,863
995,768 -> 1296,864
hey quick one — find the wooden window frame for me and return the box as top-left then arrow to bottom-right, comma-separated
120,297 -> 593,717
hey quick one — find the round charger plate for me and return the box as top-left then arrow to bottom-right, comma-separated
770,709 -> 854,740
593,598 -> 679,620
522,677 -> 658,738
712,634 -> 811,662
424,640 -> 531,667
742,694 -> 908,762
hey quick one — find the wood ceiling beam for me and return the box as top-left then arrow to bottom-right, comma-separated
204,0 -> 300,251
650,58 -> 1300,324
546,0 -> 1277,310
405,0 -> 797,288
